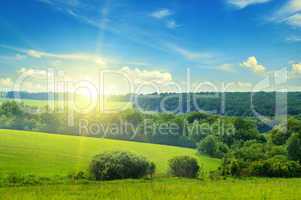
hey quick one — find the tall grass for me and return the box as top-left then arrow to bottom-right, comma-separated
1,178 -> 301,200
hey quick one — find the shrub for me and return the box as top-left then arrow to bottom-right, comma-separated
89,151 -> 155,181
146,162 -> 156,178
68,171 -> 87,180
4,174 -> 42,186
220,154 -> 244,177
266,145 -> 287,157
197,135 -> 218,157
168,156 -> 200,178
250,156 -> 301,177
197,135 -> 229,158
287,133 -> 301,162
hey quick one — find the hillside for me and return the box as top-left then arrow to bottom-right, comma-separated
0,130 -> 219,177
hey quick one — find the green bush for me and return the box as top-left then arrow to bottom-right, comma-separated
287,133 -> 301,162
250,156 -> 301,177
197,135 -> 228,158
168,156 -> 200,178
89,151 -> 155,181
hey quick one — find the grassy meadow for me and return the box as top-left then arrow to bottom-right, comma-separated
0,129 -> 219,177
0,98 -> 49,107
0,98 -> 132,111
1,129 -> 301,200
1,178 -> 301,200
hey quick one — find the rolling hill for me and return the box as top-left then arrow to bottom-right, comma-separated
0,129 -> 219,177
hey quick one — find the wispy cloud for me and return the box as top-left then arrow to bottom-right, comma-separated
166,20 -> 180,29
224,81 -> 253,92
166,43 -> 213,63
270,0 -> 301,27
285,13 -> 301,27
286,35 -> 301,42
292,63 -> 301,74
0,54 -> 26,62
241,56 -> 266,75
27,50 -> 106,65
287,63 -> 301,80
150,9 -> 172,19
150,8 -> 180,29
18,68 -> 48,77
0,78 -> 13,88
120,67 -> 173,84
0,45 -> 107,66
218,63 -> 236,72
227,0 -> 272,9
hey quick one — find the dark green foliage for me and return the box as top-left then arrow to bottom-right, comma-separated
89,151 -> 155,180
0,101 -> 23,117
233,118 -> 261,142
266,145 -> 287,158
168,156 -> 200,178
287,133 -> 301,162
271,127 -> 289,145
147,162 -> 156,178
133,92 -> 301,117
219,138 -> 301,178
197,135 -> 218,156
271,118 -> 301,145
186,112 -> 210,123
220,155 -> 242,176
197,135 -> 228,158
250,156 -> 301,177
234,140 -> 266,162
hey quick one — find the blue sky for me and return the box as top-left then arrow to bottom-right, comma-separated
0,0 -> 301,93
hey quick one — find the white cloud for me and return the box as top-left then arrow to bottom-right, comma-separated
150,9 -> 172,19
15,54 -> 26,61
285,13 -> 301,27
228,0 -> 272,9
241,56 -> 266,75
27,49 -> 45,58
270,0 -> 301,27
218,63 -> 235,72
292,63 -> 301,74
166,20 -> 179,29
0,78 -> 13,88
275,0 -> 301,17
25,49 -> 106,65
0,44 -> 107,66
166,43 -> 212,62
18,68 -> 48,77
120,67 -> 172,84
286,35 -> 301,42
150,9 -> 180,29
287,63 -> 301,80
224,81 -> 253,92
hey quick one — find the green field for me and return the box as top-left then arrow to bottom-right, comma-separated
1,129 -> 301,199
0,129 -> 219,177
0,98 -> 49,107
0,98 -> 132,111
1,178 -> 301,200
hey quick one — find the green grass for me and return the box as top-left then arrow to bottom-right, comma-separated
0,129 -> 219,177
1,129 -> 300,199
1,178 -> 301,200
0,98 -> 132,110
0,98 -> 49,107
